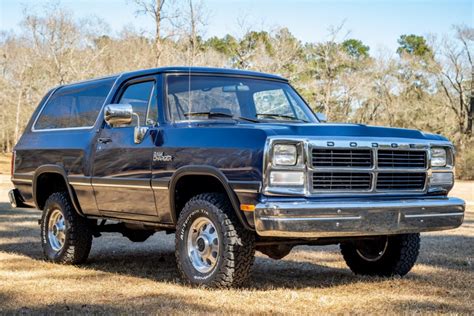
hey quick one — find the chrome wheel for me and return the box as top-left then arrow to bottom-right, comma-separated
187,216 -> 220,273
355,236 -> 389,262
48,209 -> 66,252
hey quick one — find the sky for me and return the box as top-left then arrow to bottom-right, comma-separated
0,0 -> 472,53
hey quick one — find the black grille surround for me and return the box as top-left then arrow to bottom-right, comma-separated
313,172 -> 372,191
377,150 -> 427,169
312,149 -> 373,168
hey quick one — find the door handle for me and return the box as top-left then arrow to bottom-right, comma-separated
98,137 -> 112,144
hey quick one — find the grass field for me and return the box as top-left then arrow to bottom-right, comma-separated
0,162 -> 473,314
0,154 -> 11,175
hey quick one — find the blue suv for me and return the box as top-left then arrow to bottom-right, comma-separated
9,67 -> 465,287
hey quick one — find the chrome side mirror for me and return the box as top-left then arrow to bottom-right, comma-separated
104,104 -> 133,127
316,112 -> 327,123
104,104 -> 148,144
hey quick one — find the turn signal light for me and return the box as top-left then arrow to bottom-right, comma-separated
240,204 -> 255,212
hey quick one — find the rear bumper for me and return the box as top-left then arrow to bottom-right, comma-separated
254,197 -> 465,238
8,189 -> 24,208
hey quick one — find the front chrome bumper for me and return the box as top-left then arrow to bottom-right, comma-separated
254,197 -> 465,238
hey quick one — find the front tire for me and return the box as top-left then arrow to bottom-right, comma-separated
175,193 -> 255,288
41,192 -> 92,264
340,234 -> 420,277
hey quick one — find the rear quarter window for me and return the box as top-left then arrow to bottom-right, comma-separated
34,78 -> 115,130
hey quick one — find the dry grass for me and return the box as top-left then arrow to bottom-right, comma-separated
0,174 -> 473,314
0,154 -> 11,175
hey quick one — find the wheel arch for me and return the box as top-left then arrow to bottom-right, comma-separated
33,165 -> 84,216
169,165 -> 253,231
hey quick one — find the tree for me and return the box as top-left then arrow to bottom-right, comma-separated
342,39 -> 369,59
178,0 -> 208,65
205,35 -> 238,56
432,25 -> 473,139
397,34 -> 433,58
133,0 -> 179,66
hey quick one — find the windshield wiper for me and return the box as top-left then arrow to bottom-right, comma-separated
256,113 -> 308,122
183,111 -> 259,123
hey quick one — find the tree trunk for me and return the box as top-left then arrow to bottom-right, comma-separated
13,88 -> 23,145
1,112 -> 5,153
189,0 -> 196,65
154,0 -> 162,66
467,85 -> 473,137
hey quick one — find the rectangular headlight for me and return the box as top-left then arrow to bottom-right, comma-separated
270,171 -> 305,186
273,144 -> 297,166
431,147 -> 447,167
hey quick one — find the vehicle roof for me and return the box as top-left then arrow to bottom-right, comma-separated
119,66 -> 288,82
59,67 -> 288,89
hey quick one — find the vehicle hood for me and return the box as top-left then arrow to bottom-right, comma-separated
257,123 -> 448,142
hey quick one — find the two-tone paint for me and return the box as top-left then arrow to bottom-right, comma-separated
10,67 -> 465,233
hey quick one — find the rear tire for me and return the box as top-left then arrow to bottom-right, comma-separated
175,193 -> 255,288
340,234 -> 420,277
41,192 -> 92,264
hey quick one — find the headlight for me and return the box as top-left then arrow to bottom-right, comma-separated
273,144 -> 297,166
431,147 -> 447,167
270,171 -> 305,186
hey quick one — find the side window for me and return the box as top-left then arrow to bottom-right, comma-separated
253,89 -> 295,118
118,81 -> 156,126
35,78 -> 114,130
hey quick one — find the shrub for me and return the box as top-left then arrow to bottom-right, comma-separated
456,144 -> 474,180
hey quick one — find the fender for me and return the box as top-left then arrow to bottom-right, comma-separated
169,165 -> 254,231
33,165 -> 85,216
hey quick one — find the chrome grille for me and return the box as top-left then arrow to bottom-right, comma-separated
376,173 -> 426,191
309,145 -> 428,193
378,150 -> 427,168
312,149 -> 373,168
312,172 -> 372,191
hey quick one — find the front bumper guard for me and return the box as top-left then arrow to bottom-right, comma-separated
254,197 -> 465,238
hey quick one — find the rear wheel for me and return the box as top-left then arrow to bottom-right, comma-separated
41,192 -> 92,264
175,193 -> 255,288
340,234 -> 420,277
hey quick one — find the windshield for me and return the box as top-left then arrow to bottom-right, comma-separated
166,75 -> 317,123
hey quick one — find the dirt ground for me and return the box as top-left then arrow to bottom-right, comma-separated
0,171 -> 472,314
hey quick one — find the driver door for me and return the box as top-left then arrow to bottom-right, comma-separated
92,77 -> 159,218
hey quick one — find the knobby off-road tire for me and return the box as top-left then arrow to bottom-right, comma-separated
340,233 -> 420,277
175,193 -> 255,288
41,192 -> 92,264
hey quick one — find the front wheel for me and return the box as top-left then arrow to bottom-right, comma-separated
175,193 -> 255,288
340,234 -> 420,277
